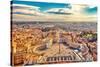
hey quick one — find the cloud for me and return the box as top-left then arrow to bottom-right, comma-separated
12,4 -> 44,16
45,8 -> 72,15
44,4 -> 90,15
88,5 -> 97,8
12,4 -> 40,10
12,4 -> 97,22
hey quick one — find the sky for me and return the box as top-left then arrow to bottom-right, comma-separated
11,0 -> 97,22
11,1 -> 71,12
